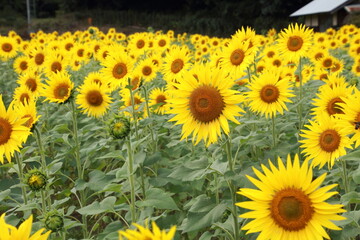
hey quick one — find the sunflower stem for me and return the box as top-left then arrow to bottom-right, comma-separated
14,151 -> 28,205
128,80 -> 139,141
142,85 -> 157,153
272,116 -> 276,148
34,125 -> 47,173
70,99 -> 88,238
40,190 -> 47,213
341,159 -> 350,197
126,137 -> 137,223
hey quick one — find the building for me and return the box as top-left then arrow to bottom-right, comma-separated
290,0 -> 359,31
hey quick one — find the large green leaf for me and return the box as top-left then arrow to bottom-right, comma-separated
137,188 -> 179,210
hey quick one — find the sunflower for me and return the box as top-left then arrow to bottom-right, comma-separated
42,71 -> 74,104
245,69 -> 294,118
0,96 -> 31,163
168,64 -> 244,146
236,154 -> 346,240
300,113 -> 353,169
13,84 -> 35,105
155,34 -> 171,50
101,49 -> 134,90
119,221 -> 176,240
0,36 -> 18,60
0,213 -> 51,240
161,45 -> 192,83
17,70 -> 44,98
277,23 -> 313,61
128,32 -> 149,57
13,55 -> 30,74
14,99 -> 40,129
119,88 -> 147,119
137,57 -> 159,83
149,87 -> 170,115
76,82 -> 112,118
351,62 -> 360,76
338,88 -> 360,148
28,46 -> 47,71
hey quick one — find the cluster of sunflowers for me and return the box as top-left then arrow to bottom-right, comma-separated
0,22 -> 359,239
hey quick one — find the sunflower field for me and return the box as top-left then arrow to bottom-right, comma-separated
0,23 -> 360,240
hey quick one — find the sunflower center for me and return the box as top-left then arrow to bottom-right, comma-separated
260,85 -> 279,103
65,43 -> 73,51
189,85 -> 224,123
86,90 -> 103,106
230,49 -> 245,66
77,49 -> 84,57
20,61 -> 28,70
2,43 -> 12,52
158,39 -> 166,47
0,118 -> 12,145
323,59 -> 332,68
26,78 -> 37,92
327,97 -> 344,115
273,59 -> 281,67
112,63 -> 127,79
142,66 -> 152,76
171,59 -> 184,74
35,53 -> 45,65
315,52 -> 324,60
331,63 -> 340,72
267,51 -> 275,58
22,114 -> 34,128
54,83 -> 70,99
131,77 -> 140,90
287,36 -> 303,51
20,93 -> 30,105
271,188 -> 314,231
136,40 -> 145,49
51,61 -> 62,73
156,95 -> 166,105
319,129 -> 341,152
102,51 -> 108,59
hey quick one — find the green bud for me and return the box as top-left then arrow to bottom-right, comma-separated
109,116 -> 130,139
25,169 -> 47,191
44,211 -> 64,232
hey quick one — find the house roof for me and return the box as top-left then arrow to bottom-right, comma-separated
290,0 -> 354,17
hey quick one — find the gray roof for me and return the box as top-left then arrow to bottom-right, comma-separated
290,0 -> 354,16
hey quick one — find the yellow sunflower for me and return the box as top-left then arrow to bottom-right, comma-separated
42,71 -> 74,104
13,84 -> 36,105
0,96 -> 31,163
149,87 -> 170,115
43,51 -> 68,76
28,46 -> 46,71
119,88 -> 147,119
168,64 -> 244,146
76,82 -> 112,118
14,99 -> 40,129
277,23 -> 313,61
245,69 -> 295,118
119,221 -> 176,240
17,70 -> 44,98
136,57 -> 159,83
0,36 -> 18,60
236,154 -> 346,240
161,45 -> 192,83
351,62 -> 360,76
300,113 -> 353,169
13,55 -> 30,74
0,213 -> 51,240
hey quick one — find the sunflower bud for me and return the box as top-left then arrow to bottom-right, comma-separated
109,116 -> 130,139
25,169 -> 47,191
44,211 -> 64,232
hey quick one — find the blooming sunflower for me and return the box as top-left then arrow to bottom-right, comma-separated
13,55 -> 30,74
136,57 -> 159,83
17,70 -> 44,98
245,69 -> 294,118
277,23 -> 313,61
119,221 -> 176,240
236,154 -> 346,240
28,46 -> 46,71
43,51 -> 68,76
13,84 -> 36,105
168,64 -> 244,146
161,45 -> 192,83
0,214 -> 51,240
42,71 -> 74,104
119,88 -> 147,119
300,113 -> 353,169
149,87 -> 170,115
0,36 -> 18,60
14,99 -> 40,129
0,96 -> 31,163
76,82 -> 112,118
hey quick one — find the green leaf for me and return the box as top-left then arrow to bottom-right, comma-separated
137,188 -> 179,210
0,189 -> 11,201
77,197 -> 116,216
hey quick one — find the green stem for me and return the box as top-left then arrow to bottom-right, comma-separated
225,137 -> 233,172
15,152 -> 27,205
34,125 -> 47,173
143,86 -> 157,153
341,159 -> 350,194
128,82 -> 139,141
41,190 -> 47,213
298,57 -> 303,131
126,137 -> 136,223
70,100 -> 88,238
272,116 -> 276,148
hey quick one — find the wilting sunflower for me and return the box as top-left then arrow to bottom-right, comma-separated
300,113 -> 353,169
13,55 -> 30,74
42,71 -> 74,104
0,96 -> 31,163
236,154 -> 346,240
17,70 -> 44,98
245,69 -> 294,118
149,87 -> 170,115
119,221 -> 176,240
277,23 -> 313,61
168,64 -> 244,146
76,82 -> 112,118
0,36 -> 18,60
0,213 -> 51,240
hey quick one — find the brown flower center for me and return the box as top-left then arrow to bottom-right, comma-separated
323,58 -> 332,68
26,78 -> 37,92
86,90 -> 103,106
136,39 -> 145,49
131,77 -> 140,90
260,85 -> 279,103
158,39 -> 166,47
35,53 -> 45,65
112,63 -> 127,79
273,59 -> 281,67
156,94 -> 166,105
267,51 -> 275,58
0,118 -> 12,145
319,129 -> 341,152
22,114 -> 34,128
271,188 -> 314,231
51,61 -> 62,73
142,66 -> 152,76
287,36 -> 303,51
171,59 -> 184,74
20,61 -> 28,70
230,49 -> 245,66
20,93 -> 30,105
189,85 -> 224,123
54,83 -> 70,99
65,43 -> 73,51
2,43 -> 12,52
327,97 -> 344,115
